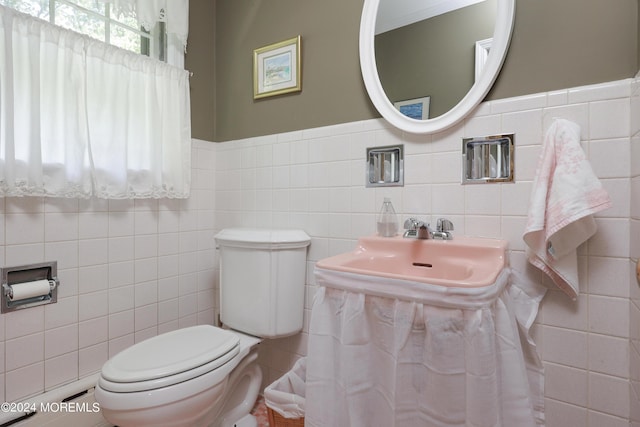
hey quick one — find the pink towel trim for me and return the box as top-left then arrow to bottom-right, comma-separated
523,118 -> 612,299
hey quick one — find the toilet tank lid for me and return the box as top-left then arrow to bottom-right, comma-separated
215,228 -> 310,249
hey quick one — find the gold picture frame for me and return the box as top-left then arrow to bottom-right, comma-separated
253,36 -> 301,99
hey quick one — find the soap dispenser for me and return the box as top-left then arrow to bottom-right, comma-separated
377,197 -> 399,237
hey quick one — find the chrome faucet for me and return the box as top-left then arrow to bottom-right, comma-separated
403,218 -> 431,239
403,217 -> 454,240
431,218 -> 454,240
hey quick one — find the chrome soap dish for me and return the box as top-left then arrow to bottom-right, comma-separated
462,134 -> 514,184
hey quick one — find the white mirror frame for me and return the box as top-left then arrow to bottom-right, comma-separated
359,0 -> 516,134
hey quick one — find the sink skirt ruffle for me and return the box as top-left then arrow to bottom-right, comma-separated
305,267 -> 546,427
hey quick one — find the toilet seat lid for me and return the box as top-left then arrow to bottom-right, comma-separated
101,325 -> 240,383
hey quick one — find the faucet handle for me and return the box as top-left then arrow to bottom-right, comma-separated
436,218 -> 454,232
403,217 -> 423,230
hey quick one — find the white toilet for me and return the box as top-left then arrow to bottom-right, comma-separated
94,228 -> 310,427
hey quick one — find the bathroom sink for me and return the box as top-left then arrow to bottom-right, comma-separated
316,235 -> 507,287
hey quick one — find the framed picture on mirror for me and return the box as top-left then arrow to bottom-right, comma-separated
394,96 -> 430,120
253,36 -> 302,99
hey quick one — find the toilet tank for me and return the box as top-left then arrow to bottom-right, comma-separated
214,228 -> 310,338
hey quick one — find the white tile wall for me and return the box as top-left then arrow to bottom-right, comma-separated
0,78 -> 636,426
0,139 -> 217,403
630,76 -> 640,427
214,78 -> 638,426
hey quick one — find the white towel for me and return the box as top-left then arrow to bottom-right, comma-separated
523,119 -> 612,299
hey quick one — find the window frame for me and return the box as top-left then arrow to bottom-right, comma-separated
0,0 -> 177,62
51,0 -> 155,57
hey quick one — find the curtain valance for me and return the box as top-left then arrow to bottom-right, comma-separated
0,5 -> 191,198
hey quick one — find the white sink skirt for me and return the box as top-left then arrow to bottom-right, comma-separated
306,267 -> 546,427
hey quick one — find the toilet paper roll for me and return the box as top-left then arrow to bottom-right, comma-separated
7,280 -> 52,301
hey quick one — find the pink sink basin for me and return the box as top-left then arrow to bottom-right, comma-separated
316,235 -> 508,287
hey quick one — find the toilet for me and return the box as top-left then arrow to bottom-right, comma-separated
94,228 -> 310,427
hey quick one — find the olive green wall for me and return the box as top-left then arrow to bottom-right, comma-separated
489,0 -> 638,99
210,0 -> 377,142
185,0 -> 216,142
186,0 -> 639,142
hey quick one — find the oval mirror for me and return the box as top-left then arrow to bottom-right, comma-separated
359,0 -> 515,134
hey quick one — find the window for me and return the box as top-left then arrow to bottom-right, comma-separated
0,0 -> 167,60
0,3 -> 191,199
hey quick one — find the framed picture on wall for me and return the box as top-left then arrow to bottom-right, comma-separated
394,96 -> 430,120
253,36 -> 302,99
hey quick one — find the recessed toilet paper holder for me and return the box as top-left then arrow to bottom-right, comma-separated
1,261 -> 59,313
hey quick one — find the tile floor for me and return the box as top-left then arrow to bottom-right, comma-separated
251,395 -> 269,426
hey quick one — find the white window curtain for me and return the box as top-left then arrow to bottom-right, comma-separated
103,0 -> 189,50
0,5 -> 191,199
103,0 -> 189,68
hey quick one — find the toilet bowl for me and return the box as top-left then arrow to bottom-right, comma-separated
95,228 -> 310,427
95,325 -> 262,427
